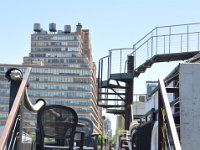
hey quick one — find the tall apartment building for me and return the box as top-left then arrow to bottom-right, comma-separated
0,23 -> 102,134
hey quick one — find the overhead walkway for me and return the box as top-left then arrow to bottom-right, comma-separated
134,51 -> 199,77
97,22 -> 200,129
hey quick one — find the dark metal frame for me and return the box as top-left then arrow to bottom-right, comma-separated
158,79 -> 181,150
97,22 -> 200,133
36,105 -> 78,150
0,67 -> 46,150
76,117 -> 99,150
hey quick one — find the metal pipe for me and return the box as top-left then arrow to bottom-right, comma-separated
24,89 -> 46,112
147,41 -> 149,59
198,32 -> 200,50
169,27 -> 171,54
156,22 -> 200,29
156,28 -> 158,54
151,34 -> 153,57
187,25 -> 189,52
164,36 -> 166,54
180,35 -> 183,52
120,49 -> 122,73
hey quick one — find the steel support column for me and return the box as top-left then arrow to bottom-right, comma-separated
124,56 -> 134,130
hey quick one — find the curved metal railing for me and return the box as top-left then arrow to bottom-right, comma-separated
0,67 -> 46,149
24,89 -> 46,112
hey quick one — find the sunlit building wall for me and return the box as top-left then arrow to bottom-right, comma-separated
0,23 -> 102,134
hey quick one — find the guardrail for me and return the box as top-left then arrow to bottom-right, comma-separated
0,67 -> 46,149
98,48 -> 134,82
158,78 -> 181,150
99,23 -> 200,83
132,22 -> 200,70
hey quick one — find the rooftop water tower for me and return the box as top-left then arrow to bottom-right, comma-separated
49,23 -> 57,32
64,25 -> 71,33
33,23 -> 41,32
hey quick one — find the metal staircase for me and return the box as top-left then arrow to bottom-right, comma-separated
134,51 -> 199,77
97,22 -> 200,129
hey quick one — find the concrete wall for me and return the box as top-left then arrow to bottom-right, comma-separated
180,63 -> 200,150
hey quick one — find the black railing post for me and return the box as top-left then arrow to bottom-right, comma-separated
158,84 -> 164,150
5,68 -> 23,111
124,56 -> 134,130
5,68 -> 23,150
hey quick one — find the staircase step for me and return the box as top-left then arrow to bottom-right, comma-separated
99,92 -> 126,95
97,104 -> 125,108
173,111 -> 180,118
134,51 -> 199,77
99,98 -> 124,101
136,65 -> 147,73
106,109 -> 125,114
110,73 -> 133,81
166,87 -> 179,94
176,125 -> 180,130
99,80 -> 109,88
134,115 -> 143,119
99,80 -> 126,89
143,60 -> 153,68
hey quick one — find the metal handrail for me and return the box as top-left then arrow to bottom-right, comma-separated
24,89 -> 46,112
0,67 -> 46,149
133,22 -> 200,51
98,48 -> 134,84
158,78 -> 181,150
0,68 -> 31,148
130,22 -> 200,71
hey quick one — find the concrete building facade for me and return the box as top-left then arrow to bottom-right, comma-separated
0,23 -> 102,134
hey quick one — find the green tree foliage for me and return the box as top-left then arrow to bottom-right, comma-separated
98,134 -> 104,145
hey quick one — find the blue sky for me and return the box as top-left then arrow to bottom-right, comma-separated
1,0 -> 200,131
1,0 -> 199,92
1,0 -> 200,65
